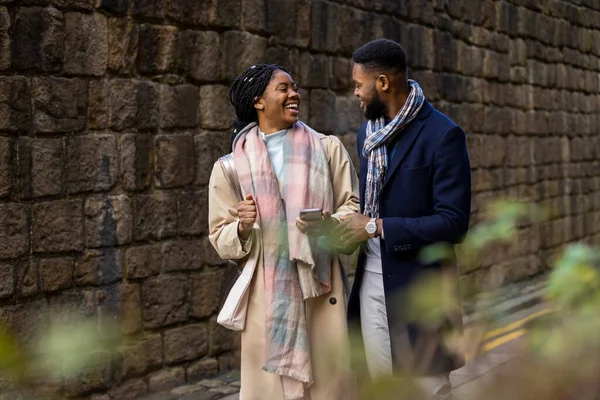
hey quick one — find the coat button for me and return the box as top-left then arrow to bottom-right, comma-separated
329,297 -> 337,305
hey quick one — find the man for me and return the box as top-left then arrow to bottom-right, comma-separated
333,39 -> 471,399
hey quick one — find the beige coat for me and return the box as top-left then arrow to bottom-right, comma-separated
208,133 -> 360,400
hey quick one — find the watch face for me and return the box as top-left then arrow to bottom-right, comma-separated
366,222 -> 377,234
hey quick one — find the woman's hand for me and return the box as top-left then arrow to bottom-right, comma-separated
296,211 -> 336,237
237,194 -> 256,240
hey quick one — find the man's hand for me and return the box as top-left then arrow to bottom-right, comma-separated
296,211 -> 336,237
237,194 -> 256,240
330,213 -> 372,245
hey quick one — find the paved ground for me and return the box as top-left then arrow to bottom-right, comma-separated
138,301 -> 548,400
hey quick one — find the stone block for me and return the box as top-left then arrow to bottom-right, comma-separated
32,77 -> 88,133
109,79 -> 159,131
199,85 -> 235,130
160,84 -> 199,129
0,300 -> 48,344
131,0 -> 165,19
167,0 -> 241,28
119,134 -> 152,191
178,189 -> 208,236
163,324 -> 208,364
432,30 -> 454,72
480,135 -> 506,168
0,7 -> 10,70
0,264 -> 13,298
39,257 -> 73,293
187,358 -> 219,381
64,12 -> 107,75
264,46 -> 300,80
137,24 -> 177,75
125,244 -> 162,279
0,203 -> 29,259
65,134 -> 118,194
120,334 -> 162,378
310,0 -> 340,53
162,240 -> 204,272
309,89 -> 337,134
148,367 -> 185,393
107,17 -> 138,74
193,130 -> 230,185
265,0 -> 310,48
88,80 -> 109,129
222,31 -> 268,81
18,138 -> 61,199
338,6 -> 365,55
33,200 -> 83,253
84,195 -> 133,248
134,193 -> 178,241
63,351 -> 112,397
244,0 -> 266,33
297,52 -> 329,89
75,248 -> 122,286
0,137 -> 11,198
143,275 -> 188,328
209,318 -> 236,355
329,57 -> 352,91
178,30 -> 220,82
191,271 -> 221,319
11,7 -> 64,72
51,0 -> 94,9
16,261 -> 38,298
107,378 -> 148,400
119,283 -> 142,335
94,0 -> 127,14
483,50 -> 501,79
203,237 -> 226,267
154,134 -> 195,188
506,137 -> 533,168
0,76 -> 31,132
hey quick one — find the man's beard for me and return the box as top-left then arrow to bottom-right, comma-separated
364,92 -> 386,121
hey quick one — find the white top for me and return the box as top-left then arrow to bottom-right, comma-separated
364,238 -> 383,274
259,128 -> 289,182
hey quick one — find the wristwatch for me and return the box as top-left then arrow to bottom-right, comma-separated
365,218 -> 377,238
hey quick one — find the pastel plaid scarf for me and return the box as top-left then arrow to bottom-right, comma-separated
233,121 -> 333,399
362,79 -> 425,217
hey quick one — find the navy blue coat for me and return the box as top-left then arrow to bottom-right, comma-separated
347,100 -> 471,375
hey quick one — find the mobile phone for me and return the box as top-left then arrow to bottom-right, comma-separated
299,208 -> 323,221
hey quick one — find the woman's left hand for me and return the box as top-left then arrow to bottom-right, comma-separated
296,211 -> 336,237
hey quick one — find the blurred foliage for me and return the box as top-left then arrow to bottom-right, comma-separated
0,196 -> 599,399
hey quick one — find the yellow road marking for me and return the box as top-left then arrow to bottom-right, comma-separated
466,328 -> 528,360
466,308 -> 555,360
482,308 -> 553,341
482,328 -> 527,352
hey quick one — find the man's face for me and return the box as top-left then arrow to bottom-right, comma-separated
353,63 -> 386,121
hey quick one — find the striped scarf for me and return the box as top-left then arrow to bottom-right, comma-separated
233,122 -> 333,399
362,79 -> 425,217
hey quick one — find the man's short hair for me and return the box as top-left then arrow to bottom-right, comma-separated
352,39 -> 407,75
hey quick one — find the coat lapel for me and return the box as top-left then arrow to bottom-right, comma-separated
382,101 -> 432,190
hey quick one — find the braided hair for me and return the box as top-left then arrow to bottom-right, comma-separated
229,64 -> 289,145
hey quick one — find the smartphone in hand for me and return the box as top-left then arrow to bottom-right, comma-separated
299,208 -> 323,221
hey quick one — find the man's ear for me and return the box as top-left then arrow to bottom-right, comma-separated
377,74 -> 390,92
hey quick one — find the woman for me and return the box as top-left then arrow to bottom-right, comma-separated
208,64 -> 360,400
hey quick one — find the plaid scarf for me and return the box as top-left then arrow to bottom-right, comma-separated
362,80 -> 425,217
233,122 -> 333,399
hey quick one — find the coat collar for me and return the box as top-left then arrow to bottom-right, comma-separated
381,100 -> 433,189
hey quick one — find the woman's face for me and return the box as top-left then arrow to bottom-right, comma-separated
255,70 -> 301,130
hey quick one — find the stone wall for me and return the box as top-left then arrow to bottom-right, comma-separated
0,0 -> 599,397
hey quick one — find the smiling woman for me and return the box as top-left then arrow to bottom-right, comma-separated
207,64 -> 360,400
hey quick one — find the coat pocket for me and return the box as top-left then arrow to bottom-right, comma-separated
403,164 -> 431,175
